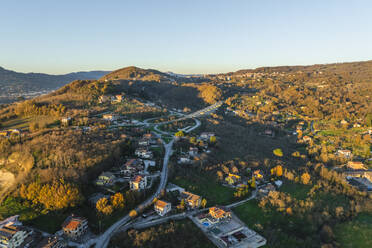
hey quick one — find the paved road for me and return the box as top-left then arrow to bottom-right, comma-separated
70,103 -> 216,248
95,138 -> 174,248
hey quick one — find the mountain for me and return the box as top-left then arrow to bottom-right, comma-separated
0,66 -> 110,91
100,66 -> 172,82
0,67 -> 111,104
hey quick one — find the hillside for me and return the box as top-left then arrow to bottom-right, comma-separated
100,66 -> 173,82
0,67 -> 111,104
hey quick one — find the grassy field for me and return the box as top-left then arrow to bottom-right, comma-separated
334,212 -> 372,248
1,116 -> 58,131
234,200 -> 316,248
280,181 -> 312,200
171,174 -> 235,206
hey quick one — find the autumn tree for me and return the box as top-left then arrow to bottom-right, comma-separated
111,192 -> 125,209
301,172 -> 311,185
96,198 -> 113,215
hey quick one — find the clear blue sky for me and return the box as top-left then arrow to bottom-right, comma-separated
1,0 -> 371,74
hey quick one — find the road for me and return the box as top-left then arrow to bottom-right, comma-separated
95,138 -> 174,248
70,102 -> 221,248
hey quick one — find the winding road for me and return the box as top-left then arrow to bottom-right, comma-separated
69,102 -> 222,248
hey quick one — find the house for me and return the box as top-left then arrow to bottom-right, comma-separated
200,132 -> 215,141
154,200 -> 171,216
253,170 -> 264,180
337,149 -> 352,159
120,159 -> 144,175
61,215 -> 88,240
264,129 -> 273,136
36,235 -> 67,248
143,133 -> 155,140
189,147 -> 198,157
178,155 -> 191,164
258,183 -> 276,198
0,224 -> 30,248
61,117 -> 72,126
340,120 -> 348,125
96,172 -> 116,186
130,175 -> 147,190
181,191 -> 201,208
138,139 -> 150,146
347,161 -> 367,170
302,136 -> 312,143
98,95 -> 111,103
102,114 -> 118,121
225,173 -> 241,185
208,206 -> 231,221
112,95 -> 124,103
135,148 -> 153,159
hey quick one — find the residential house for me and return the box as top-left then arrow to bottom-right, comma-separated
138,139 -> 150,147
189,147 -> 198,157
208,206 -> 231,221
253,170 -> 264,180
120,159 -> 144,175
340,120 -> 348,126
0,224 -> 30,248
264,129 -> 273,136
200,132 -> 215,141
154,200 -> 171,216
181,191 -> 201,209
102,114 -> 118,121
143,133 -> 155,140
337,149 -> 352,159
61,215 -> 88,240
98,95 -> 111,103
302,136 -> 312,143
347,161 -> 367,170
36,235 -> 67,248
61,117 -> 72,126
135,148 -> 153,159
96,172 -> 116,186
112,95 -> 124,103
178,155 -> 191,164
130,175 -> 147,190
225,173 -> 241,185
258,184 -> 276,198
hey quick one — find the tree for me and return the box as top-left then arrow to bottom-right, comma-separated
250,176 -> 256,189
201,198 -> 207,208
111,192 -> 125,209
175,130 -> 184,137
301,172 -> 311,185
129,210 -> 137,218
96,198 -> 113,215
273,148 -> 283,157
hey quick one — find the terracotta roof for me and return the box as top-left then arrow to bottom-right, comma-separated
155,200 -> 169,209
209,206 -> 231,219
183,191 -> 200,202
64,220 -> 81,230
133,175 -> 143,183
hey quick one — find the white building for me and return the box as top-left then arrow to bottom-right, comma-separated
154,200 -> 171,216
0,224 -> 30,248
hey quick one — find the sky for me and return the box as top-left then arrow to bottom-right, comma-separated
1,0 -> 372,74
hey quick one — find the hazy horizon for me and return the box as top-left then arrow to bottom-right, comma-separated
1,0 -> 372,74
